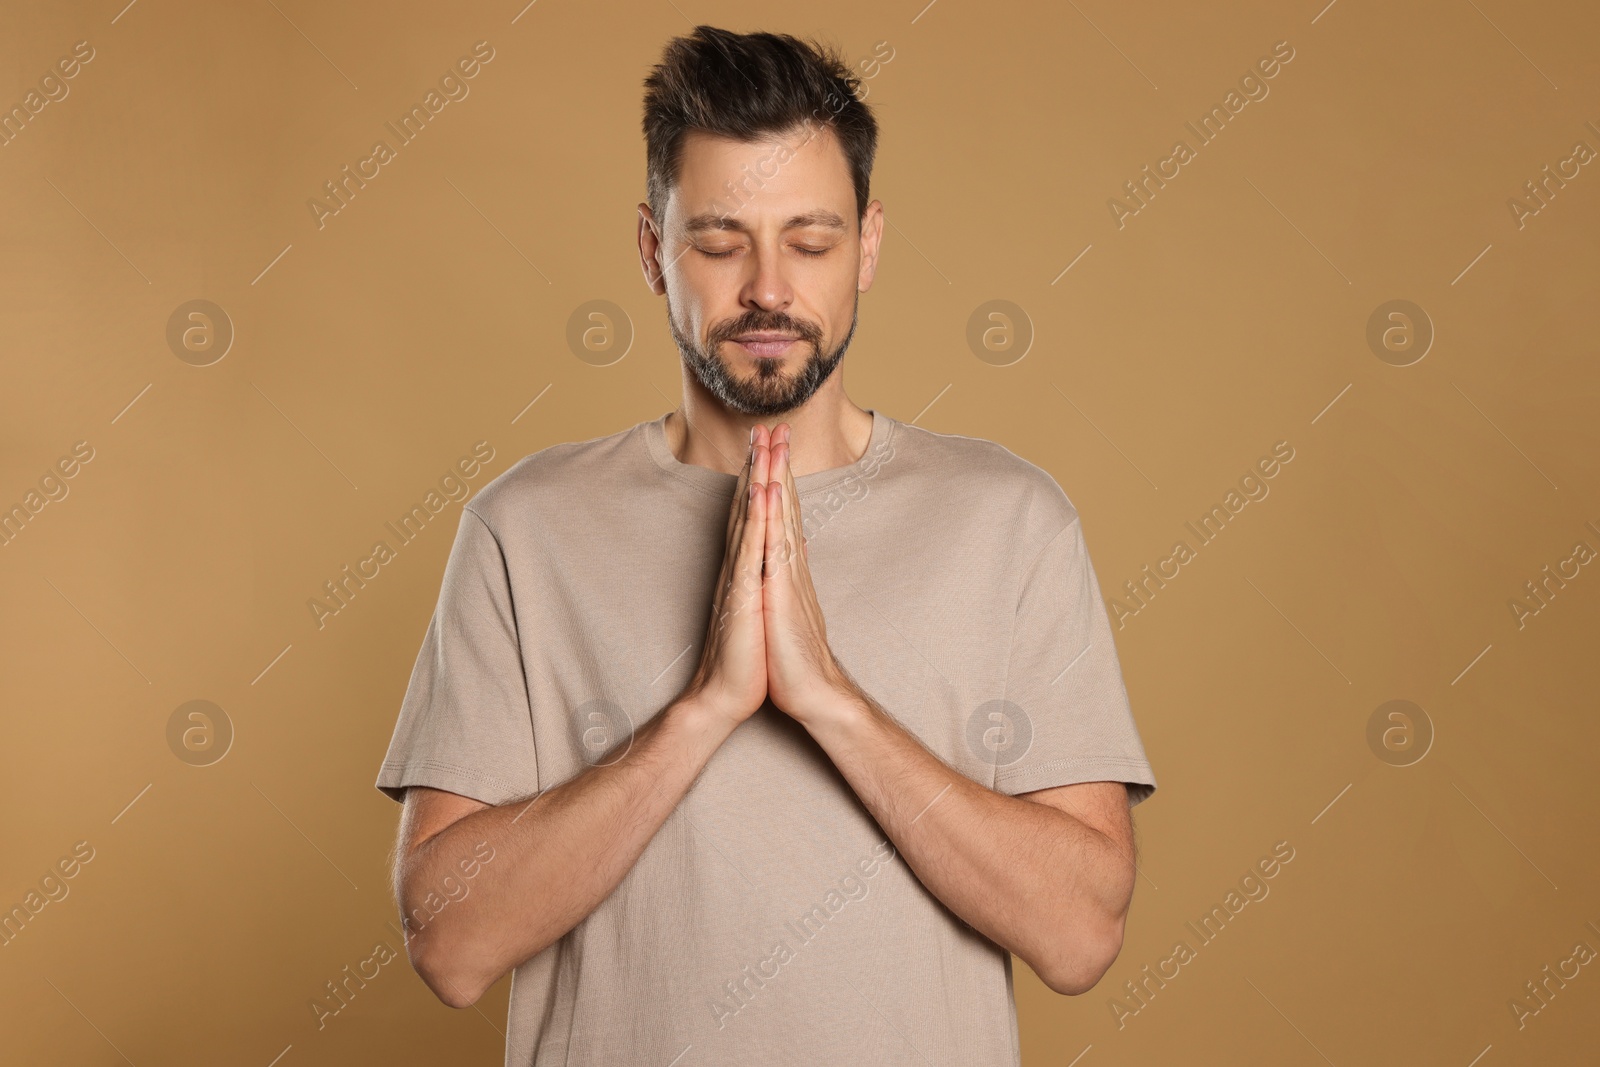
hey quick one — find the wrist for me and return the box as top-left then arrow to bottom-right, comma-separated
795,683 -> 872,740
669,691 -> 745,743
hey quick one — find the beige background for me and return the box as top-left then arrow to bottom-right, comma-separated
3,0 -> 1598,1063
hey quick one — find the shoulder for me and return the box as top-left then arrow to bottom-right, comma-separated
887,418 -> 1081,535
464,420 -> 643,533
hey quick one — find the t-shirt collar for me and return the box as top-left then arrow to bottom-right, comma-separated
641,408 -> 892,500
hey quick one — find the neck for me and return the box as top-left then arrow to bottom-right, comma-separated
664,384 -> 873,478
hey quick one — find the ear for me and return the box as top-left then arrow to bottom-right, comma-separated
638,203 -> 668,296
857,199 -> 885,293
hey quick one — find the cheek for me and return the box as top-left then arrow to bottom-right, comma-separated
819,285 -> 859,336
665,283 -> 710,332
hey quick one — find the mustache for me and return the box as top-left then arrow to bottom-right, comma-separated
708,312 -> 822,345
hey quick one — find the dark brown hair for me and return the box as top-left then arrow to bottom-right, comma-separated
642,26 -> 879,225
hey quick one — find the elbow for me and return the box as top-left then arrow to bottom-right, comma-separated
436,980 -> 486,1010
1034,918 -> 1126,997
397,881 -> 495,1007
404,922 -> 490,1009
413,943 -> 488,1009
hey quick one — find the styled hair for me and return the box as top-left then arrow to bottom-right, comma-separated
642,26 -> 878,225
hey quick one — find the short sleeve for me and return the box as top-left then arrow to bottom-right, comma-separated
374,506 -> 540,806
993,517 -> 1158,807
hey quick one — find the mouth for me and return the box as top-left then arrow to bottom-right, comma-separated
729,333 -> 801,358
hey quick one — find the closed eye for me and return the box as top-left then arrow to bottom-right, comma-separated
694,245 -> 833,259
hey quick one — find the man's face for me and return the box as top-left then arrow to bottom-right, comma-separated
645,123 -> 880,417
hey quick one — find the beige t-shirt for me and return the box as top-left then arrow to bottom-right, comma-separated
376,408 -> 1157,1066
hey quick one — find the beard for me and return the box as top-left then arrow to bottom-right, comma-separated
667,291 -> 858,417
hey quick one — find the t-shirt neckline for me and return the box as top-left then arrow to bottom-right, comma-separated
642,408 -> 893,500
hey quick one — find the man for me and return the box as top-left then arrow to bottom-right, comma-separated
376,25 -> 1157,1067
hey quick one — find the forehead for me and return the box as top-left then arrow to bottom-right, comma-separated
666,124 -> 855,227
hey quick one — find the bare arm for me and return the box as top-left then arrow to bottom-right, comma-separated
393,696 -> 735,1008
390,429 -> 775,1008
801,689 -> 1137,996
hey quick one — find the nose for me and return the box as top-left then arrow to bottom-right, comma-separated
738,240 -> 794,313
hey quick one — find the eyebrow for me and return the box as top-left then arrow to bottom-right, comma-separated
682,209 -> 850,235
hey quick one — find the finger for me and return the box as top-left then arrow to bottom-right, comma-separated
772,431 -> 825,634
781,454 -> 822,606
752,435 -> 771,489
753,424 -> 771,486
781,441 -> 804,556
771,434 -> 790,494
771,425 -> 799,519
779,444 -> 801,562
737,434 -> 753,498
764,479 -> 794,581
772,436 -> 805,564
718,445 -> 753,600
726,433 -> 754,543
734,477 -> 766,617
714,492 -> 749,638
736,431 -> 770,613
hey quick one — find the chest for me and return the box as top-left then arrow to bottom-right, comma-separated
506,488 -> 1020,792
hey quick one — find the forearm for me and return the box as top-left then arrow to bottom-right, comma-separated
803,689 -> 1132,994
402,696 -> 734,1005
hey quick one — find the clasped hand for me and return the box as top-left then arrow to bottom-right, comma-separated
685,422 -> 858,728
